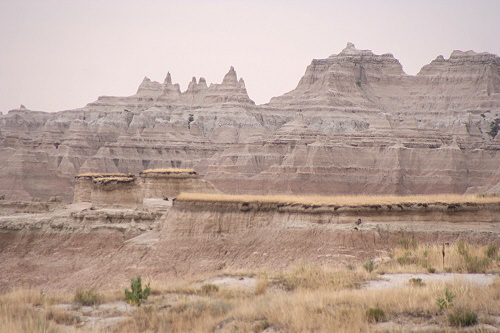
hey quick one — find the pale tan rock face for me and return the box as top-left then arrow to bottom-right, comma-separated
0,44 -> 499,200
139,171 -> 220,199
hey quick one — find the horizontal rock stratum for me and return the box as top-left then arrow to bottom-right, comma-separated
0,43 -> 499,201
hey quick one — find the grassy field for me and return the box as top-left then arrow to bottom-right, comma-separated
176,192 -> 500,206
1,242 -> 498,333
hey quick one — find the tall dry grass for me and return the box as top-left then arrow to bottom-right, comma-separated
1,266 -> 498,332
176,192 -> 500,206
141,168 -> 196,174
381,241 -> 499,274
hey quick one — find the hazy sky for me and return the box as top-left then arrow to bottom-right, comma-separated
1,0 -> 499,113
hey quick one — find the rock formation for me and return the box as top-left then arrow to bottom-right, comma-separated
139,168 -> 220,199
0,44 -> 499,200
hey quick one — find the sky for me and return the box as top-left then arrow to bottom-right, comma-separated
0,0 -> 499,113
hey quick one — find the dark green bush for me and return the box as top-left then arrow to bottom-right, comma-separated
448,308 -> 477,327
366,308 -> 386,323
125,276 -> 151,306
486,244 -> 497,259
363,259 -> 375,272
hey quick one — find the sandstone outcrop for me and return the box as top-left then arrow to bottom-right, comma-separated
0,44 -> 499,200
139,168 -> 220,199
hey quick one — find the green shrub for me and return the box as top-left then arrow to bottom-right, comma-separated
436,289 -> 455,310
427,267 -> 436,273
74,289 -> 102,306
448,308 -> 477,327
486,244 -> 497,259
125,276 -> 151,307
487,118 -> 500,138
366,308 -> 386,323
200,283 -> 219,295
363,259 -> 375,272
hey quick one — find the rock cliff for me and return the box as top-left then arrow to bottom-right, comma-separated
0,44 -> 499,200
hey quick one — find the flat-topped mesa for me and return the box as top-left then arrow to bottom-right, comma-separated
267,42 -> 406,111
139,168 -> 220,199
73,173 -> 135,203
91,175 -> 142,208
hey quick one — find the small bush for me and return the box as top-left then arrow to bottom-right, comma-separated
456,241 -> 469,257
486,244 -> 497,259
448,308 -> 478,327
201,283 -> 219,295
363,259 -> 375,272
253,319 -> 271,333
436,289 -> 455,310
366,307 -> 386,323
74,289 -> 102,306
427,267 -> 436,273
464,255 -> 490,273
125,276 -> 151,307
399,237 -> 418,250
409,278 -> 425,287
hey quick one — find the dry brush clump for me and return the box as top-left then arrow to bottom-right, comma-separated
380,240 -> 499,274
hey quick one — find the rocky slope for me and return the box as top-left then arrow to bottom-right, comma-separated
1,44 -> 499,200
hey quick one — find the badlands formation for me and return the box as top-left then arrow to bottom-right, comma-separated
0,45 -> 499,331
0,43 -> 499,201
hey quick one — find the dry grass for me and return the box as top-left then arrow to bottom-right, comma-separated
141,168 -> 196,174
1,272 -> 499,333
380,241 -> 500,274
0,289 -> 58,333
176,192 -> 500,206
76,173 -> 130,178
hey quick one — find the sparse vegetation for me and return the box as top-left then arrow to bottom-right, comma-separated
487,118 -> 500,138
382,242 -> 498,273
253,319 -> 271,332
486,244 -> 498,259
363,259 -> 375,272
74,288 -> 102,306
399,237 -> 418,250
200,283 -> 219,295
409,278 -> 425,287
125,276 -> 151,307
436,288 -> 455,310
366,307 -> 386,323
141,168 -> 196,174
176,192 -> 500,206
0,273 -> 499,333
448,308 -> 478,327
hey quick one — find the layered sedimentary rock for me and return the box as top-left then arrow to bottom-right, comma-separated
1,44 -> 499,200
139,168 -> 220,199
90,175 -> 142,208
